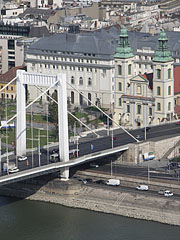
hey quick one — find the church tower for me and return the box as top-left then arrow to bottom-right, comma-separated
153,30 -> 174,124
114,27 -> 134,125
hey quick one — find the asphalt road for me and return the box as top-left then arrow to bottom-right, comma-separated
1,122 -> 180,181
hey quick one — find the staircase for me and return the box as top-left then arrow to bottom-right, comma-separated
161,139 -> 180,160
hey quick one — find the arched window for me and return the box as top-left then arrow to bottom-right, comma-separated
118,65 -> 122,75
157,86 -> 161,96
88,93 -> 91,106
88,78 -> 92,86
118,82 -> 122,91
79,77 -> 83,85
168,86 -> 171,95
79,93 -> 83,105
71,76 -> 75,85
168,102 -> 171,111
157,102 -> 161,111
157,69 -> 161,79
168,69 -> 171,79
128,64 -> 132,75
71,91 -> 74,104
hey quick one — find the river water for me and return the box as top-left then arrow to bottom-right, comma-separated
0,196 -> 179,240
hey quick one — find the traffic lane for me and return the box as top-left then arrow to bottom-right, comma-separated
75,179 -> 180,200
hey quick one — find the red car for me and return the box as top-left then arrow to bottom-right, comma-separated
176,121 -> 180,125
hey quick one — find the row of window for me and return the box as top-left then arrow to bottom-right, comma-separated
1,93 -> 14,99
38,63 -> 100,73
39,55 -> 98,64
70,91 -> 92,105
71,76 -> 92,86
157,69 -> 171,79
0,85 -> 14,91
157,85 -> 171,96
118,64 -> 132,75
118,100 -> 172,112
40,50 -> 96,58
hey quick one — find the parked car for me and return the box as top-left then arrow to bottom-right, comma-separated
136,185 -> 148,191
164,190 -> 173,197
158,190 -> 165,195
9,166 -> 19,174
95,179 -> 105,184
18,156 -> 27,161
106,179 -> 120,186
175,121 -> 180,125
82,178 -> 93,184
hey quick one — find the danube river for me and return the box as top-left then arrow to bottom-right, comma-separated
0,196 -> 179,240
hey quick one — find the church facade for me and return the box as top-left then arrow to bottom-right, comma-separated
113,27 -> 175,128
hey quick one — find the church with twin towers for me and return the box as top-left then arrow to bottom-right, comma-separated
25,25 -> 177,129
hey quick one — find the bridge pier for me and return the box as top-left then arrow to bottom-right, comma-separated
16,70 -> 26,156
16,71 -> 70,179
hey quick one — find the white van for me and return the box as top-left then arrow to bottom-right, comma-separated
106,179 -> 120,186
136,185 -> 148,191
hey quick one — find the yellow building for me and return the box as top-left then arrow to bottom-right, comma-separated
0,66 -> 25,100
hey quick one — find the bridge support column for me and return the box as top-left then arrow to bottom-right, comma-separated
16,70 -> 26,156
57,74 -> 69,179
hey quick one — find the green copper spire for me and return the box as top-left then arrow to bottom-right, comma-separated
153,29 -> 173,63
114,27 -> 134,59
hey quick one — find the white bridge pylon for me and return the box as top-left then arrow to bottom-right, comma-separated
16,70 -> 69,179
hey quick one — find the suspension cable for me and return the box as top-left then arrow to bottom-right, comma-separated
67,82 -> 139,142
35,85 -> 99,138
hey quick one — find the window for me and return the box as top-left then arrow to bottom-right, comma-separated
168,69 -> 171,79
71,76 -> 75,85
157,102 -> 161,111
149,107 -> 152,116
128,64 -> 132,75
118,98 -> 121,106
88,93 -> 91,106
118,82 -> 122,91
118,65 -> 122,75
157,69 -> 161,79
11,86 -> 13,91
71,91 -> 74,104
157,86 -> 161,96
137,105 -> 141,114
168,102 -> 171,111
8,40 -> 15,50
88,78 -> 92,86
168,86 -> 171,95
139,64 -> 141,68
79,77 -> 83,85
127,104 -> 130,113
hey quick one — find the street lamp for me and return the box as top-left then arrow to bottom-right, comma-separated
37,128 -> 43,167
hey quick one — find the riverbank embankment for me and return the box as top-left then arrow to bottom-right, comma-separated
0,176 -> 180,226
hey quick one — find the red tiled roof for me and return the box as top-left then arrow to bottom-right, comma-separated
174,66 -> 180,94
0,66 -> 26,84
142,72 -> 153,90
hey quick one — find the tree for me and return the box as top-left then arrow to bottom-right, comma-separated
49,90 -> 58,124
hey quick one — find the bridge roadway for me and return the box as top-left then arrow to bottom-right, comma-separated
0,122 -> 179,186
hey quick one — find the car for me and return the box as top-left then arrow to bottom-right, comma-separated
82,178 -> 93,184
95,179 -> 105,184
158,190 -> 165,195
136,135 -> 143,140
175,121 -> 180,125
18,156 -> 27,161
8,166 -> 19,174
90,163 -> 99,168
164,190 -> 173,197
136,185 -> 148,191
